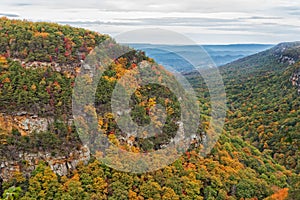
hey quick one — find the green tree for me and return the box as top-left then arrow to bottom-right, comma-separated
2,186 -> 22,200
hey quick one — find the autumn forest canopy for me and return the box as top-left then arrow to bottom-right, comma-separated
0,17 -> 299,200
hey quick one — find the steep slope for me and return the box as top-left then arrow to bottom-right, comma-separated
0,18 -> 296,200
219,42 -> 300,172
185,42 -> 300,199
221,41 -> 300,78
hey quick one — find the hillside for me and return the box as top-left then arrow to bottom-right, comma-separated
219,42 -> 300,172
186,42 -> 300,198
0,18 -> 298,200
221,41 -> 300,78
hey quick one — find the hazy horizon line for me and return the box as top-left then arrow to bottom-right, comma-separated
122,42 -> 276,46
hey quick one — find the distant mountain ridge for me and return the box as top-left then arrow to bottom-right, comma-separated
128,43 -> 273,72
219,41 -> 300,79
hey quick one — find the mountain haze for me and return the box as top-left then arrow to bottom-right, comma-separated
129,43 -> 273,72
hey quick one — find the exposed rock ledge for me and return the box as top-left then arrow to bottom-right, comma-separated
0,112 -> 90,181
0,146 -> 90,181
0,112 -> 52,136
290,69 -> 300,94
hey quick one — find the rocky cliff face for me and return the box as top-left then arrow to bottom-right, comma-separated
13,58 -> 80,76
290,69 -> 300,94
273,42 -> 300,64
0,113 -> 52,136
0,113 -> 90,181
0,146 -> 90,181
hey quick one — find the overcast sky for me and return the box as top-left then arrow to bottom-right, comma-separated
1,0 -> 300,44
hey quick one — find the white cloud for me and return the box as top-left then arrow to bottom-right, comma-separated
1,0 -> 300,44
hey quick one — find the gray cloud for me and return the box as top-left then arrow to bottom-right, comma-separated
0,0 -> 293,12
208,25 -> 300,35
59,16 -> 300,31
288,11 -> 300,16
0,13 -> 19,17
238,16 -> 282,20
11,3 -> 33,7
59,17 -> 241,27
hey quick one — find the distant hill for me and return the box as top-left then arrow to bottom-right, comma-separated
220,41 -> 300,78
188,41 -> 300,173
128,43 -> 273,72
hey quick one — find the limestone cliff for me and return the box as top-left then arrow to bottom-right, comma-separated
0,113 -> 52,136
0,146 -> 90,181
0,113 -> 90,181
290,69 -> 300,94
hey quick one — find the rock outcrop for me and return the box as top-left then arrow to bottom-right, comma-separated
0,146 -> 90,181
0,113 -> 90,181
0,113 -> 52,136
290,69 -> 300,94
13,58 -> 80,76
